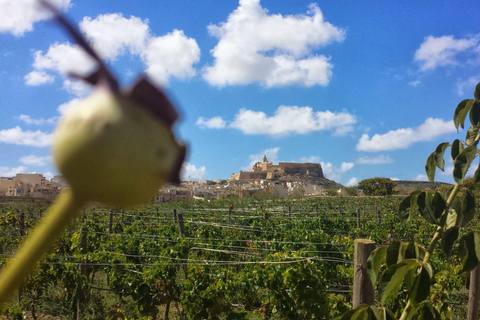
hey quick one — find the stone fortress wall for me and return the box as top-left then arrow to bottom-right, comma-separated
231,156 -> 324,181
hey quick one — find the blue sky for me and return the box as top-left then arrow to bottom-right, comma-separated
1,0 -> 480,186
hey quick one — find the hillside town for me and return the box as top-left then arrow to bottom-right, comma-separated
0,157 -> 342,201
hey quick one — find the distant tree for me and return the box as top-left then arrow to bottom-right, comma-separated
344,186 -> 358,196
358,177 -> 397,196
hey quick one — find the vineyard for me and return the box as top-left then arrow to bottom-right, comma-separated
0,195 -> 475,319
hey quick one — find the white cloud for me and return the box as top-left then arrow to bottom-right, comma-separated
230,106 -> 356,136
0,126 -> 53,147
321,161 -> 354,182
28,14 -> 200,95
80,13 -> 150,60
0,0 -> 70,36
243,147 -> 280,171
24,70 -> 55,86
356,155 -> 394,164
390,177 -> 400,181
181,163 -> 207,181
356,118 -> 456,152
19,154 -> 51,166
18,114 -> 57,125
203,0 -> 345,87
414,35 -> 479,71
196,116 -> 227,129
144,30 -> 200,85
0,166 -> 27,178
415,174 -> 428,181
345,177 -> 358,187
456,77 -> 480,96
298,156 -> 321,163
57,98 -> 82,115
43,172 -> 54,180
408,80 -> 421,87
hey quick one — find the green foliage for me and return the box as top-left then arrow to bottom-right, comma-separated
343,82 -> 480,320
358,178 -> 397,196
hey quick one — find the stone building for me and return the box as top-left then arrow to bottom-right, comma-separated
230,156 -> 324,181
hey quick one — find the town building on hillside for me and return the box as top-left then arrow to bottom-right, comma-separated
230,155 -> 324,181
0,173 -> 61,198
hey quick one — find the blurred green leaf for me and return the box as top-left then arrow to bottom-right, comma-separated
454,99 -> 475,130
442,227 -> 459,257
456,189 -> 475,227
425,153 -> 436,182
451,139 -> 464,161
434,142 -> 449,171
367,246 -> 387,287
415,191 -> 446,226
379,259 -> 420,306
470,101 -> 480,126
418,301 -> 441,320
410,267 -> 430,305
475,82 -> 480,101
386,241 -> 401,267
453,146 -> 477,183
458,232 -> 480,272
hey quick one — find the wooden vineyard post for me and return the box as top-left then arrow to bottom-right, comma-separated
469,262 -> 480,320
173,208 -> 178,222
288,205 -> 291,217
177,213 -> 188,277
77,227 -> 88,320
156,205 -> 159,217
108,210 -> 113,234
177,213 -> 185,237
356,209 -> 361,229
376,207 -> 381,224
228,206 -> 232,226
353,239 -> 376,308
315,205 -> 319,218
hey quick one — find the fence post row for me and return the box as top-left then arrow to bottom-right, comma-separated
353,239 -> 376,308
77,226 -> 88,320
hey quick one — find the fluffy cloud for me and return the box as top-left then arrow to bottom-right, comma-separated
356,118 -> 456,152
196,116 -> 226,129
181,163 -> 207,181
415,174 -> 428,181
24,70 -> 55,86
356,155 -> 394,164
27,13 -> 200,95
0,166 -> 27,177
345,177 -> 358,187
0,0 -> 70,36
0,126 -> 53,147
243,147 -> 280,171
227,106 -> 355,136
19,154 -> 51,166
18,114 -> 57,125
456,77 -> 480,96
321,161 -> 354,182
143,30 -> 200,84
203,0 -> 345,87
414,35 -> 479,71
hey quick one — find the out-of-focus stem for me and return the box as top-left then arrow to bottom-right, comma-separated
0,189 -> 85,305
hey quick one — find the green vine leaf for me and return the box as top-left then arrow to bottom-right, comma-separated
434,142 -> 449,171
475,82 -> 480,101
418,301 -> 442,320
441,227 -> 459,257
386,241 -> 401,267
410,266 -> 430,305
456,189 -> 476,227
379,259 -> 421,306
339,305 -> 383,320
453,146 -> 477,184
367,246 -> 387,288
451,139 -> 464,161
415,191 -> 446,226
465,124 -> 480,147
454,99 -> 475,130
425,153 -> 436,182
474,161 -> 480,183
458,232 -> 480,272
